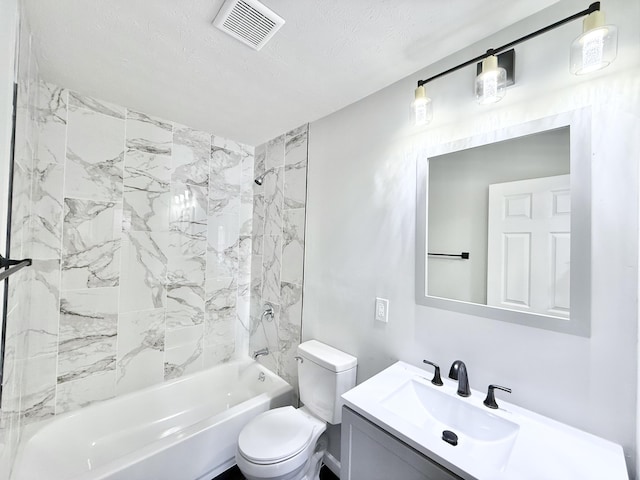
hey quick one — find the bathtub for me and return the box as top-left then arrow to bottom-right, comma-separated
11,359 -> 293,480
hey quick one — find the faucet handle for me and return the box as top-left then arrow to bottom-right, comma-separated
483,384 -> 512,409
261,303 -> 275,322
422,360 -> 443,386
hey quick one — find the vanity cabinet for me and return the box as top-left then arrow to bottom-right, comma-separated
341,407 -> 462,480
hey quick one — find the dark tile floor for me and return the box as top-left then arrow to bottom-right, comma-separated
213,464 -> 339,479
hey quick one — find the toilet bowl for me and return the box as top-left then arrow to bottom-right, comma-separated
236,406 -> 326,480
235,340 -> 357,480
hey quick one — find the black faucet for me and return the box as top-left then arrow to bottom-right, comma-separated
448,360 -> 470,397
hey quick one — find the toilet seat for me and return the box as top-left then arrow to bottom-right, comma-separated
238,407 -> 315,465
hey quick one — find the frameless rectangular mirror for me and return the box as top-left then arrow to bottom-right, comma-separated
416,109 -> 591,336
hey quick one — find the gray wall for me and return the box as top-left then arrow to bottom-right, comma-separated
427,128 -> 569,303
303,0 -> 640,475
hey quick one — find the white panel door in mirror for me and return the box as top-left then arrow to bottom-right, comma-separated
487,174 -> 570,318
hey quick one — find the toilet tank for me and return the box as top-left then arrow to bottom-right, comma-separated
297,340 -> 357,425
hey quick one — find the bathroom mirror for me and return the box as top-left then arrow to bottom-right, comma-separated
415,109 -> 591,336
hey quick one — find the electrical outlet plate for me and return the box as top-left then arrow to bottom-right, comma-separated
375,297 -> 389,323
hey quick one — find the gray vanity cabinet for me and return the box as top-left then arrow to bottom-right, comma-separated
341,407 -> 463,480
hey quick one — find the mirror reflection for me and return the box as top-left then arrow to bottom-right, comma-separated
427,127 -> 570,319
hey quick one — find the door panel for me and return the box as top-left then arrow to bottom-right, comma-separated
487,175 -> 570,318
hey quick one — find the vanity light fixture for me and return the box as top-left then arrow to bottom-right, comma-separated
412,2 -> 616,125
475,53 -> 507,105
412,85 -> 433,126
570,8 -> 618,74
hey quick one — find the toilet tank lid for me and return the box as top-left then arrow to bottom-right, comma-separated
297,340 -> 357,372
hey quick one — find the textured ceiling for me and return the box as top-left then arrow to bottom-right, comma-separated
24,0 -> 558,145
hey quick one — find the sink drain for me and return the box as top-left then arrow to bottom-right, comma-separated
442,430 -> 458,446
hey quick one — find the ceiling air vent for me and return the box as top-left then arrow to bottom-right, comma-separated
213,0 -> 285,51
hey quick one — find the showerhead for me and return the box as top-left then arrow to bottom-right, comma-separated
254,170 -> 271,186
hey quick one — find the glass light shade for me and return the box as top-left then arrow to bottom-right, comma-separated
570,11 -> 617,75
475,55 -> 507,105
412,85 -> 433,126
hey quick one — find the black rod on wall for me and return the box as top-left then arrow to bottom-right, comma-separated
0,255 -> 32,282
0,82 -> 19,401
428,252 -> 470,260
417,2 -> 601,88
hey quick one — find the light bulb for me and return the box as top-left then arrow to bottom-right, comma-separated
570,10 -> 617,75
475,55 -> 507,105
412,85 -> 433,126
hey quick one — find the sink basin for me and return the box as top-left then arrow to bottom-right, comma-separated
341,361 -> 628,480
381,378 -> 519,472
381,379 -> 519,442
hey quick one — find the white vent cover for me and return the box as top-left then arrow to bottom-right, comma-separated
213,0 -> 285,51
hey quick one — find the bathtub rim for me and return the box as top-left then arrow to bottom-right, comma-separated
13,358 -> 293,480
19,357 -> 284,441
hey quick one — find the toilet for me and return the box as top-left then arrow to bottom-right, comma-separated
235,340 -> 357,480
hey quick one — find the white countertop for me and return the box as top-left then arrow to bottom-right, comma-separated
341,361 -> 628,480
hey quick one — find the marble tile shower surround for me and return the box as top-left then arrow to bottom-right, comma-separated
3,81 -> 263,429
249,125 -> 309,398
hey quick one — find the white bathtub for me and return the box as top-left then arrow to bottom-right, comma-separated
12,359 -> 293,480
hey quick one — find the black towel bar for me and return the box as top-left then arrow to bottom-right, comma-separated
0,254 -> 32,282
427,252 -> 470,259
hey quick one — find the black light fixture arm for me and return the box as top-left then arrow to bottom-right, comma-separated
417,2 -> 601,88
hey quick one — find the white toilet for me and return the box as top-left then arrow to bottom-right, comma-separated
236,340 -> 357,480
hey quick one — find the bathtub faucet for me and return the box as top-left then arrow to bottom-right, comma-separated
253,348 -> 269,360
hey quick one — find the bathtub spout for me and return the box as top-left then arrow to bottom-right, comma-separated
253,348 -> 269,360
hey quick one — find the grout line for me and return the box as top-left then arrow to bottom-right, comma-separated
113,107 -> 128,396
201,130 -> 212,366
299,123 -> 310,343
52,87 -> 70,415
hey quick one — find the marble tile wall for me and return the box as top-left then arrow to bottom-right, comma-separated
249,125 -> 309,398
1,18 -> 308,479
3,80 -> 308,474
0,7 -> 40,478
8,81 -> 255,425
